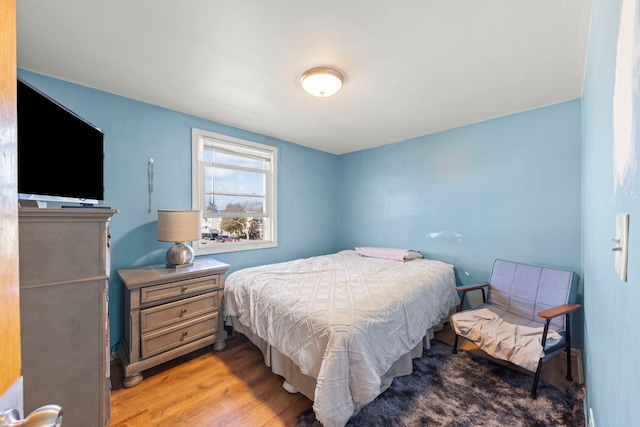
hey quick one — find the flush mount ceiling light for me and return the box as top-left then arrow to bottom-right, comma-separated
300,67 -> 344,97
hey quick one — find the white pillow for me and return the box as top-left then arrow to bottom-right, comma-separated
404,250 -> 423,260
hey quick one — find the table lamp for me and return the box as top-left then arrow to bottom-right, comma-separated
157,209 -> 201,268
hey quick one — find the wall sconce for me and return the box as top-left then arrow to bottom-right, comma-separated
157,210 -> 201,268
300,67 -> 344,97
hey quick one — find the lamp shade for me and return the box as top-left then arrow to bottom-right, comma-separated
300,67 -> 343,97
157,210 -> 201,242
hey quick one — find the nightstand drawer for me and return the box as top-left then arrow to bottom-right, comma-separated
140,275 -> 220,304
141,313 -> 219,359
140,291 -> 220,333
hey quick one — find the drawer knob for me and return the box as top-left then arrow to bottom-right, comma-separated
181,331 -> 188,339
180,308 -> 188,316
181,286 -> 188,292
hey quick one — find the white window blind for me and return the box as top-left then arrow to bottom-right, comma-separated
192,128 -> 277,254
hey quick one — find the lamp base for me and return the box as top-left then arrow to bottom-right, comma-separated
165,262 -> 194,269
165,242 -> 195,268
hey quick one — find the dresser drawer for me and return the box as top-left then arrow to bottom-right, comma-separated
141,313 -> 218,359
140,291 -> 220,333
140,275 -> 221,305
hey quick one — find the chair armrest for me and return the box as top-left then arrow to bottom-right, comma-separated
455,283 -> 490,308
537,304 -> 581,320
455,283 -> 490,293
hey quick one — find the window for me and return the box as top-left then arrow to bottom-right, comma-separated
192,128 -> 277,254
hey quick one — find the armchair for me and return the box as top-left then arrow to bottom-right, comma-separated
449,259 -> 581,398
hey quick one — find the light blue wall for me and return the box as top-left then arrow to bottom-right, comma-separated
18,70 -> 339,352
338,101 -> 583,295
582,0 -> 640,425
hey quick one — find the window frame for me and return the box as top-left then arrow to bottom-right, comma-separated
192,128 -> 278,255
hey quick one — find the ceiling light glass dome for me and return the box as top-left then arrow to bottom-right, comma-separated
300,67 -> 343,97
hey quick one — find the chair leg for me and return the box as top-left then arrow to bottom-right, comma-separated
565,312 -> 573,382
565,345 -> 573,382
529,318 -> 553,398
531,359 -> 543,399
451,290 -> 465,355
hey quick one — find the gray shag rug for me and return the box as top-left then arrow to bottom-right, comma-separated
296,340 -> 585,427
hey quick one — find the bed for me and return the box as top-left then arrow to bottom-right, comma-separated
224,249 -> 459,427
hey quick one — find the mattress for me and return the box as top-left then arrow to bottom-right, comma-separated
224,249 -> 459,427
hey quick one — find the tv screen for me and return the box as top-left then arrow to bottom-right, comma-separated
17,78 -> 104,205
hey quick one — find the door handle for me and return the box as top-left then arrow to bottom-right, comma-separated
0,405 -> 62,427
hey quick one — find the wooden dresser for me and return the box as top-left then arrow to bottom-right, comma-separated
117,258 -> 229,387
18,207 -> 117,427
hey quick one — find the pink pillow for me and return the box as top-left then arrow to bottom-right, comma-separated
355,247 -> 423,261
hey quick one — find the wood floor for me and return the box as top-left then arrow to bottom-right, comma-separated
109,325 -> 581,427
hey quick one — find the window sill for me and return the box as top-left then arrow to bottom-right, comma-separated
194,240 -> 277,255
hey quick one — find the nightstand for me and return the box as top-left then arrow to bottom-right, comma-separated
117,257 -> 230,388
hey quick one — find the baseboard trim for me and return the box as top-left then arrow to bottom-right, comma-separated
571,348 -> 584,384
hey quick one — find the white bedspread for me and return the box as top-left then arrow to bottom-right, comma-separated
224,250 -> 459,427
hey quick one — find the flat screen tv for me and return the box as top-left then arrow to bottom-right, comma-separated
17,77 -> 105,206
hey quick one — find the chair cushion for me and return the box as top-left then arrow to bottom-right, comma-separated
489,260 -> 574,330
450,306 -> 564,372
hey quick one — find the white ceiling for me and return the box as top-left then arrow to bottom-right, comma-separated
16,1 -> 592,155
